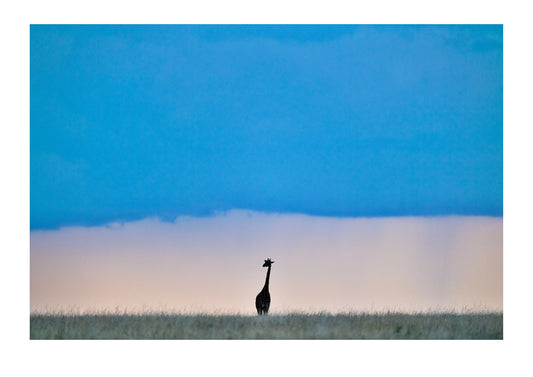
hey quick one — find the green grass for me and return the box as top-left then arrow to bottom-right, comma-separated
30,311 -> 503,339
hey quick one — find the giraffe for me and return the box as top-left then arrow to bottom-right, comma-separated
255,258 -> 274,315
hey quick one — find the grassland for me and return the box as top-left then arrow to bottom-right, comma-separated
30,311 -> 502,339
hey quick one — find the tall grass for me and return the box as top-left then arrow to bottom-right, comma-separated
30,310 -> 503,339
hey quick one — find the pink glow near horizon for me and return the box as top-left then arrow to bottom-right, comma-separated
30,211 -> 502,313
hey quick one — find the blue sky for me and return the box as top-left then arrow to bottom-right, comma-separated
30,25 -> 503,230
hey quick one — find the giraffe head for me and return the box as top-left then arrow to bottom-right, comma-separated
262,258 -> 274,267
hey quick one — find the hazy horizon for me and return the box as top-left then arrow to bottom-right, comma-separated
31,211 -> 502,314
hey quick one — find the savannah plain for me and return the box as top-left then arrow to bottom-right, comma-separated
30,311 -> 502,339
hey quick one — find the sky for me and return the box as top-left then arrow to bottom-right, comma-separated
30,25 -> 503,230
31,212 -> 502,313
30,25 -> 503,313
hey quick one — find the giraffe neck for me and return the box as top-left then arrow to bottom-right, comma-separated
263,265 -> 271,291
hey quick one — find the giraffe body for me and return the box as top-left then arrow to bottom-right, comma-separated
255,258 -> 274,315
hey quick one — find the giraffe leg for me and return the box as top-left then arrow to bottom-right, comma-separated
263,302 -> 270,315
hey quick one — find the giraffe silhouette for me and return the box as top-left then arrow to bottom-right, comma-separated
255,258 -> 274,315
